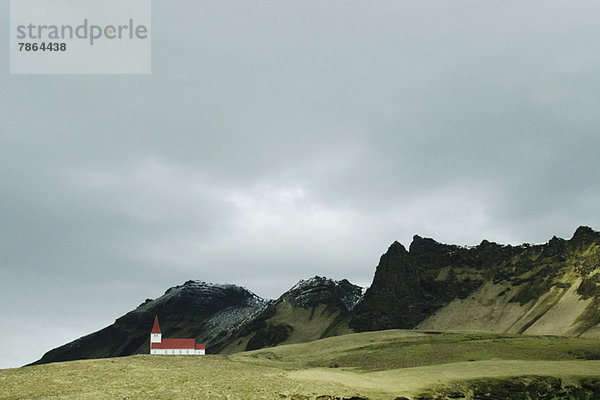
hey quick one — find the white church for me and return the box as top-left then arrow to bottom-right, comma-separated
150,315 -> 206,355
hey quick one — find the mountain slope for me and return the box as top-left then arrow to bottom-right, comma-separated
218,276 -> 363,353
32,281 -> 267,365
351,226 -> 600,337
32,276 -> 362,365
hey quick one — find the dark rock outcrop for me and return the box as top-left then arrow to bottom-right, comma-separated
351,226 -> 600,334
348,237 -> 515,332
281,276 -> 363,311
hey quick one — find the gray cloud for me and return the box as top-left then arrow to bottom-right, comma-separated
1,0 -> 600,368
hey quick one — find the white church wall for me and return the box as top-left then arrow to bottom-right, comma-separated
151,348 -> 203,355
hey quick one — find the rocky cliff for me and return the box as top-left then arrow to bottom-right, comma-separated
351,226 -> 600,337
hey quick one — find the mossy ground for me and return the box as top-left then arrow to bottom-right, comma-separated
2,330 -> 600,399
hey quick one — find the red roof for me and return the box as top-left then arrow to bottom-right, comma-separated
151,338 -> 197,349
195,344 -> 205,350
151,316 -> 161,334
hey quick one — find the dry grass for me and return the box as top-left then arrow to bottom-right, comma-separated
0,355 -> 364,400
2,330 -> 600,399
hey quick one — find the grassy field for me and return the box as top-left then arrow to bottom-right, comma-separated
2,330 -> 600,399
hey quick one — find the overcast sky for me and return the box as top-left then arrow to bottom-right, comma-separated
1,0 -> 600,369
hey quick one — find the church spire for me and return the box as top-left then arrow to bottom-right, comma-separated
151,315 -> 161,334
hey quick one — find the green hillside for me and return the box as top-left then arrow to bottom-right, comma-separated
3,330 -> 600,399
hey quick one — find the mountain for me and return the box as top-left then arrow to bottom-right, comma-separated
217,276 -> 363,353
351,226 -> 600,337
32,281 -> 267,365
33,226 -> 600,366
32,276 -> 362,365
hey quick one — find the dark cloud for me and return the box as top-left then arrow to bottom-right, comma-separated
1,0 -> 600,368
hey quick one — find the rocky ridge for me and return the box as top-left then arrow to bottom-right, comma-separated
351,226 -> 600,337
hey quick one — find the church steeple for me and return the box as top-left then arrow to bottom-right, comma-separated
150,315 -> 162,343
